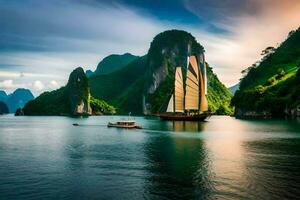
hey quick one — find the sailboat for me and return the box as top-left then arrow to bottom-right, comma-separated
159,55 -> 211,121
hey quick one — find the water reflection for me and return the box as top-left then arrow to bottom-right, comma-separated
171,121 -> 205,132
203,117 -> 249,199
203,117 -> 300,199
242,139 -> 300,199
1,115 -> 300,200
151,120 -> 205,132
143,131 -> 213,199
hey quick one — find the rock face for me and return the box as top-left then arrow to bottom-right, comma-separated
146,30 -> 203,93
66,67 -> 92,116
144,30 -> 205,113
0,101 -> 9,114
23,67 -> 93,116
89,30 -> 233,115
144,30 -> 232,114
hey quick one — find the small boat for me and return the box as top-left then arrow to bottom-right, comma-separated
72,123 -> 79,126
107,121 -> 142,129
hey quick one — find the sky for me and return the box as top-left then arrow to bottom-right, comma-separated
0,0 -> 300,96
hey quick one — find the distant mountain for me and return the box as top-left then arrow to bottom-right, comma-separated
23,30 -> 233,116
94,53 -> 139,75
90,30 -> 233,115
0,90 -> 8,102
0,89 -> 34,113
85,70 -> 94,78
229,84 -> 239,94
232,27 -> 300,118
90,56 -> 147,114
0,101 -> 9,114
23,67 -> 115,116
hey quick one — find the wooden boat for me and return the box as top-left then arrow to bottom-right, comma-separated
158,55 -> 210,121
159,112 -> 211,121
107,121 -> 142,129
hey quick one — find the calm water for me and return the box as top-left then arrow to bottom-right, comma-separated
0,115 -> 300,200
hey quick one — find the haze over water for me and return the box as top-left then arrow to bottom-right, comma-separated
0,115 -> 300,199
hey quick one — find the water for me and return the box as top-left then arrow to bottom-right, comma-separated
0,115 -> 300,200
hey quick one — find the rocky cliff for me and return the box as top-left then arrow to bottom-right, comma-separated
66,67 -> 92,116
90,30 -> 232,115
144,30 -> 232,114
23,67 -> 113,116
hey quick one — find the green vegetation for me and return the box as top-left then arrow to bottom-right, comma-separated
232,27 -> 300,117
147,30 -> 204,71
23,87 -> 70,115
145,30 -> 232,115
90,30 -> 233,115
25,30 -> 234,116
239,28 -> 300,90
94,53 -> 139,75
90,56 -> 147,114
206,64 -> 233,115
90,97 -> 116,114
24,67 -> 115,116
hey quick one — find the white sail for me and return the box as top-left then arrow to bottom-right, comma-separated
185,56 -> 199,110
166,95 -> 174,112
175,67 -> 184,112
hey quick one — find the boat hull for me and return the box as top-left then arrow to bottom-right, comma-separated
159,112 -> 211,121
107,123 -> 142,129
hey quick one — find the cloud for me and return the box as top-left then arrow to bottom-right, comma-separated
0,79 -> 30,91
0,70 -> 58,79
1,0 -> 299,92
0,0 -> 165,54
33,80 -> 45,91
184,0 -> 300,85
0,78 -> 61,96
0,0 -> 169,94
0,80 -> 14,89
48,80 -> 60,90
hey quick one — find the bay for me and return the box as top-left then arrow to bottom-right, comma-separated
0,115 -> 300,199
